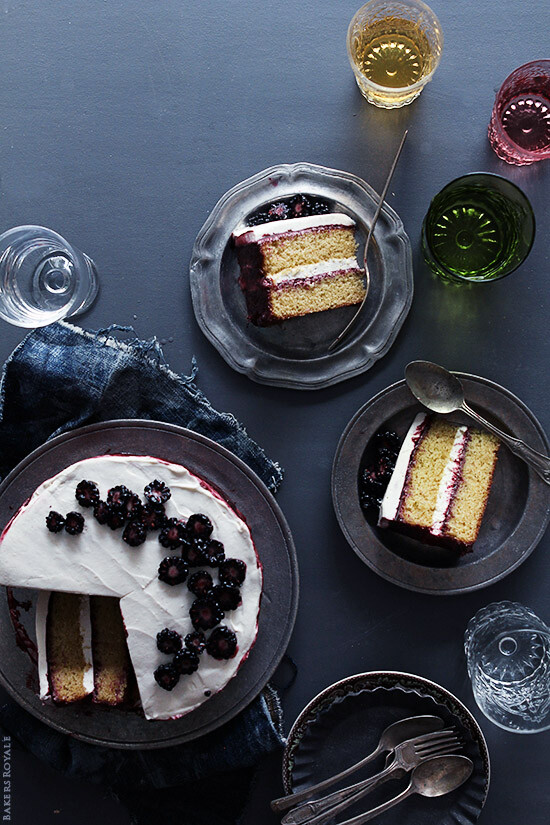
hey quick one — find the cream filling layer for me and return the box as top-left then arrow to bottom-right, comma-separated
1,455 -> 262,720
232,212 -> 355,242
268,257 -> 362,286
431,426 -> 469,536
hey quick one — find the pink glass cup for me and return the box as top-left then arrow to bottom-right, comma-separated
488,59 -> 550,165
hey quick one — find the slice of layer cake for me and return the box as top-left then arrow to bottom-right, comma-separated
90,596 -> 133,705
378,413 -> 500,552
36,591 -> 94,703
232,213 -> 366,326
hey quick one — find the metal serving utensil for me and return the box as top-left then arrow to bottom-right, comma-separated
270,714 -> 443,814
282,727 -> 462,825
332,755 -> 474,825
405,360 -> 550,484
327,129 -> 408,353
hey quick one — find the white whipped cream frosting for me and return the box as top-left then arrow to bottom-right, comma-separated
0,455 -> 262,720
268,257 -> 361,286
379,413 -> 428,526
232,212 -> 355,242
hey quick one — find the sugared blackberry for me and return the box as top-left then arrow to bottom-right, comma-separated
206,626 -> 238,660
142,503 -> 166,531
187,570 -> 214,598
144,480 -> 171,505
107,507 -> 127,530
158,556 -> 189,585
266,201 -> 291,221
64,511 -> 85,535
310,199 -> 331,215
181,540 -> 209,567
123,493 -> 143,521
185,630 -> 206,654
173,647 -> 200,675
185,513 -> 213,540
46,511 -> 65,533
159,518 -> 186,549
360,466 -> 385,495
219,558 -> 247,586
93,500 -> 111,525
107,485 -> 131,507
122,520 -> 147,547
156,628 -> 183,655
375,453 -> 396,481
289,194 -> 313,218
154,663 -> 179,691
203,539 -> 225,567
374,429 -> 400,453
75,480 -> 100,508
190,597 -> 224,631
212,583 -> 241,611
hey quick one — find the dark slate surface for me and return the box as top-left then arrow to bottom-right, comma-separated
0,1 -> 548,823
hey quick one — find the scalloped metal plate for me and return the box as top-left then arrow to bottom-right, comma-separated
189,162 -> 413,390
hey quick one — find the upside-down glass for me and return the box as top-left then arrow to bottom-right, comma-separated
488,60 -> 550,165
0,225 -> 98,327
347,0 -> 443,108
421,173 -> 535,284
464,601 -> 550,733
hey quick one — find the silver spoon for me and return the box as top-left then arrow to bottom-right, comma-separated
327,129 -> 408,353
322,755 -> 473,825
270,714 -> 443,814
405,360 -> 550,484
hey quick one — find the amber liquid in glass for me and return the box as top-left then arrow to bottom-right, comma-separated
352,17 -> 433,93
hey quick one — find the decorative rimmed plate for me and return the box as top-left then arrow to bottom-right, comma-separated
332,375 -> 550,594
0,420 -> 298,748
283,671 -> 489,825
189,162 -> 413,390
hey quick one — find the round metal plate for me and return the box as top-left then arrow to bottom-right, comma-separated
332,375 -> 550,594
189,162 -> 413,390
0,420 -> 298,748
283,672 -> 489,825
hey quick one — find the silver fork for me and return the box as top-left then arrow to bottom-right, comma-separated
281,728 -> 462,825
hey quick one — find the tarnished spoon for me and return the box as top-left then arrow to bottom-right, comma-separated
270,714 -> 443,814
321,754 -> 473,825
405,360 -> 550,484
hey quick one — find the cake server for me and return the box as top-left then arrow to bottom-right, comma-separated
270,713 -> 443,814
280,727 -> 461,825
405,360 -> 550,484
317,755 -> 474,825
328,129 -> 408,353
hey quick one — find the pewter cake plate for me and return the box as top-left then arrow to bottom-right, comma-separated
190,162 -> 413,390
0,420 -> 298,748
332,375 -> 550,594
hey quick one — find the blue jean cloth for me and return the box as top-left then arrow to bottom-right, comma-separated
0,321 -> 285,825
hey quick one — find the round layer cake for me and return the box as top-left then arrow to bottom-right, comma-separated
0,454 -> 262,720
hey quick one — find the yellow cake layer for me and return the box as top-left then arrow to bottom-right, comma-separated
91,595 -> 131,706
47,593 -> 89,704
445,430 -> 499,544
262,227 -> 357,277
269,270 -> 365,320
400,419 -> 458,528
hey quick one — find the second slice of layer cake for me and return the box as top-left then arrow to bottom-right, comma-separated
232,213 -> 366,326
379,413 -> 500,552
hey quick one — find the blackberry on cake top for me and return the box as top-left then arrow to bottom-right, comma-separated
207,626 -> 238,660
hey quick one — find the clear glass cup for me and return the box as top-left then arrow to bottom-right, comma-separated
464,601 -> 550,733
488,60 -> 550,166
421,173 -> 535,284
0,225 -> 98,327
347,0 -> 443,108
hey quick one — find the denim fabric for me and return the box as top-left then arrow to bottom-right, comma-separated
0,321 -> 286,824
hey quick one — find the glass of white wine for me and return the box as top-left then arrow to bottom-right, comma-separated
347,0 -> 443,108
0,226 -> 98,328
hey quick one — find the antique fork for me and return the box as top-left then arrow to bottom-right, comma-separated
281,728 -> 462,825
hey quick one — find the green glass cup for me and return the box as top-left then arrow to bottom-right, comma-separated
421,173 -> 535,284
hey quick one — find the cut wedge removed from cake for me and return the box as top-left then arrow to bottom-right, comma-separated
378,413 -> 500,552
232,213 -> 366,326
